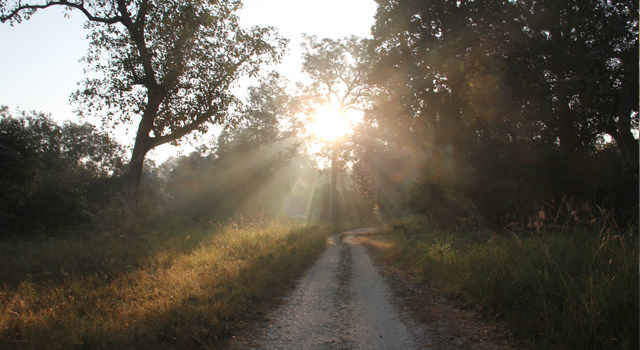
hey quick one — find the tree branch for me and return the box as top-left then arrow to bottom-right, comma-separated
123,0 -> 158,89
1,1 -> 122,24
134,0 -> 148,25
151,112 -> 215,148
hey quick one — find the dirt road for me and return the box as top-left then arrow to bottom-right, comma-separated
230,228 -> 431,349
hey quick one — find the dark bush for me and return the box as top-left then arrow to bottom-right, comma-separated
0,107 -> 126,236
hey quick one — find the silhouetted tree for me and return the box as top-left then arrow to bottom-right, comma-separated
296,36 -> 375,225
371,0 -> 636,150
0,107 -> 125,234
216,73 -> 294,157
368,0 -> 638,227
2,0 -> 286,205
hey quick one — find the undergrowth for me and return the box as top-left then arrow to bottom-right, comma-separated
378,214 -> 638,350
0,221 -> 330,349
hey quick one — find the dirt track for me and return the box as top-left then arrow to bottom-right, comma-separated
230,228 -> 431,349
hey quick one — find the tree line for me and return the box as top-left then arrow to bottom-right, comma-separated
355,0 -> 638,229
1,0 -> 637,236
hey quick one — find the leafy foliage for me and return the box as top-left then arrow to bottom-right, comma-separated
0,107 -> 126,234
362,0 -> 639,227
2,0 -> 286,200
150,75 -> 309,223
299,35 -> 373,110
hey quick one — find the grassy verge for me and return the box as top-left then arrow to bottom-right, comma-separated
369,215 -> 638,350
0,221 -> 330,349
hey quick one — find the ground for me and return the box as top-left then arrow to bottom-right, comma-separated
359,232 -> 522,350
229,228 -> 522,349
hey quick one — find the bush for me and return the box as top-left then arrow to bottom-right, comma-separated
0,108 -> 126,236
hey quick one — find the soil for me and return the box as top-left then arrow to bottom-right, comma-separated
228,228 -> 523,349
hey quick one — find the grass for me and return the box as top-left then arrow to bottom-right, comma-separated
369,215 -> 638,350
0,221 -> 330,349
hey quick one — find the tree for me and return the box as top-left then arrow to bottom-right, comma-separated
299,35 -> 372,113
0,107 -> 126,233
216,72 -> 294,157
368,0 -> 638,226
297,36 -> 374,227
369,0 -> 637,163
2,0 -> 286,203
157,75 -> 307,222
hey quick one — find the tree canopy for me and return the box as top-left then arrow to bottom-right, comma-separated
1,0 -> 637,231
2,0 -> 286,201
366,0 -> 638,225
369,0 -> 637,158
0,107 -> 126,233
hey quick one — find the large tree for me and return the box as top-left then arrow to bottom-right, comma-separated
297,35 -> 374,225
367,0 -> 638,226
369,0 -> 638,164
1,0 -> 285,202
298,35 -> 372,114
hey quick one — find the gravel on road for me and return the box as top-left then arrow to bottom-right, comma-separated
230,229 -> 431,349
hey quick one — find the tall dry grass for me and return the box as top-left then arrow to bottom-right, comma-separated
0,221 -> 329,349
378,212 -> 638,349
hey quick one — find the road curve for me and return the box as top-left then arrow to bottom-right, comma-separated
230,228 -> 431,349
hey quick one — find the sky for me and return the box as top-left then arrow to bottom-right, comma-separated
0,0 -> 377,162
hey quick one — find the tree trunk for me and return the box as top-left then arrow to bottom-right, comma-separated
613,65 -> 639,173
329,142 -> 338,231
125,98 -> 160,211
556,94 -> 579,155
126,142 -> 150,208
121,143 -> 148,234
610,118 -> 639,173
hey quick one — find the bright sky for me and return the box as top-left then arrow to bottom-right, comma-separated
0,0 -> 377,163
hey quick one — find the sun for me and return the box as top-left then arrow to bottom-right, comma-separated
307,102 -> 362,142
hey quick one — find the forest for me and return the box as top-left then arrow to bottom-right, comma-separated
0,0 -> 638,349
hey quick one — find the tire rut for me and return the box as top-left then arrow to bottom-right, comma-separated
229,232 -> 430,349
